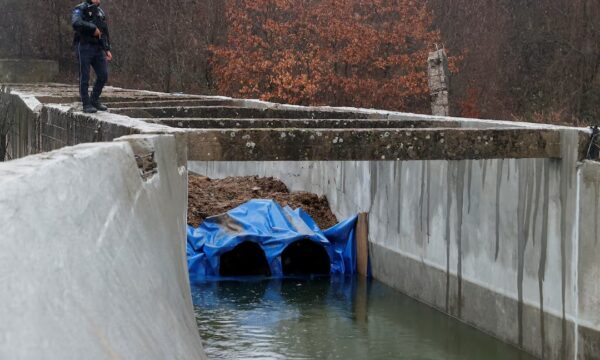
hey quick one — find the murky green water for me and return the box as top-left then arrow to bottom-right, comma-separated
192,277 -> 536,360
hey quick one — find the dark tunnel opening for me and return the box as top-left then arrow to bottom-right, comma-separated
282,239 -> 331,276
219,241 -> 272,277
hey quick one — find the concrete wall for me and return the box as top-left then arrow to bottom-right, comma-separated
189,129 -> 597,359
577,161 -> 600,359
0,89 -> 41,160
0,135 -> 206,359
0,88 -> 182,161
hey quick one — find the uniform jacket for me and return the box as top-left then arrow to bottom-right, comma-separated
72,2 -> 111,51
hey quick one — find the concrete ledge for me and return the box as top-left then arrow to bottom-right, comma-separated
104,99 -> 242,108
187,128 -> 562,161
36,95 -> 208,105
110,106 -> 385,119
148,118 -> 462,129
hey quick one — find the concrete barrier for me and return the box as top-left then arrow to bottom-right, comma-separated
0,135 -> 206,359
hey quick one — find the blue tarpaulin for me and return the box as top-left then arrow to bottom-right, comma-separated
187,199 -> 358,282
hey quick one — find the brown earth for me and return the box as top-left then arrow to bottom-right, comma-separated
188,175 -> 338,229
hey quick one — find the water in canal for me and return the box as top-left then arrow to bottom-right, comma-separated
192,277 -> 535,359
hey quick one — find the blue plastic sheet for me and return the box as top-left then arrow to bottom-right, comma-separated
187,199 -> 358,282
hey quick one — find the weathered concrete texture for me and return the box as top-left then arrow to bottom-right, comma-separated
4,84 -> 212,105
35,96 -> 230,107
0,87 -> 184,160
0,135 -> 206,359
110,106 -> 386,119
40,106 -> 141,153
0,88 -> 41,160
104,99 -> 243,108
190,130 -> 590,360
577,161 -> 600,360
186,128 -> 562,161
148,118 -> 462,129
38,106 -> 181,154
0,59 -> 58,83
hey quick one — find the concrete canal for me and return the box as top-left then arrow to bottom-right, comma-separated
4,83 -> 600,359
193,277 -> 536,359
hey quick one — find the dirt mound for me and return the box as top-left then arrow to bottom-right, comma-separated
188,175 -> 338,229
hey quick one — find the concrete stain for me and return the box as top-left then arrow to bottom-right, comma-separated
426,161 -> 431,242
341,162 -> 346,194
467,160 -> 473,213
532,160 -> 543,246
482,159 -> 488,188
384,181 -> 391,234
595,184 -> 599,246
538,160 -> 551,359
456,161 -> 466,317
517,161 -> 526,347
517,160 -> 535,348
495,159 -> 503,261
445,162 -> 455,314
420,161 -> 426,238
524,160 -> 536,249
559,131 -> 578,359
396,162 -> 404,235
369,162 -> 379,213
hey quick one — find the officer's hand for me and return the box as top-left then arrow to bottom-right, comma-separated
94,28 -> 102,38
106,51 -> 113,61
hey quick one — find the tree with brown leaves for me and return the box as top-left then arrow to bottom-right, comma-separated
211,0 -> 452,112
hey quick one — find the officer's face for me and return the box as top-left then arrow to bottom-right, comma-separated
91,0 -> 100,5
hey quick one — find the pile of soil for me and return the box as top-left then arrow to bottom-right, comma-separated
188,175 -> 338,229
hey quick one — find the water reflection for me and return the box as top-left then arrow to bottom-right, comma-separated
192,277 -> 535,360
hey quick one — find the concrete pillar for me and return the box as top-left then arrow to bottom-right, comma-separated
428,49 -> 450,116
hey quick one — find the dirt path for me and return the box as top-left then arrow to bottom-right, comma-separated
188,175 -> 338,229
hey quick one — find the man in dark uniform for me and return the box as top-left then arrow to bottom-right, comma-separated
72,0 -> 112,113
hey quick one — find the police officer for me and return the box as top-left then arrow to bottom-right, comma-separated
72,0 -> 112,113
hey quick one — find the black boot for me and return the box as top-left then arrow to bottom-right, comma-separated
91,99 -> 108,111
83,104 -> 98,113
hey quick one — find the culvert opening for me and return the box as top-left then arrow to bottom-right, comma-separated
219,241 -> 271,277
282,239 -> 330,276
